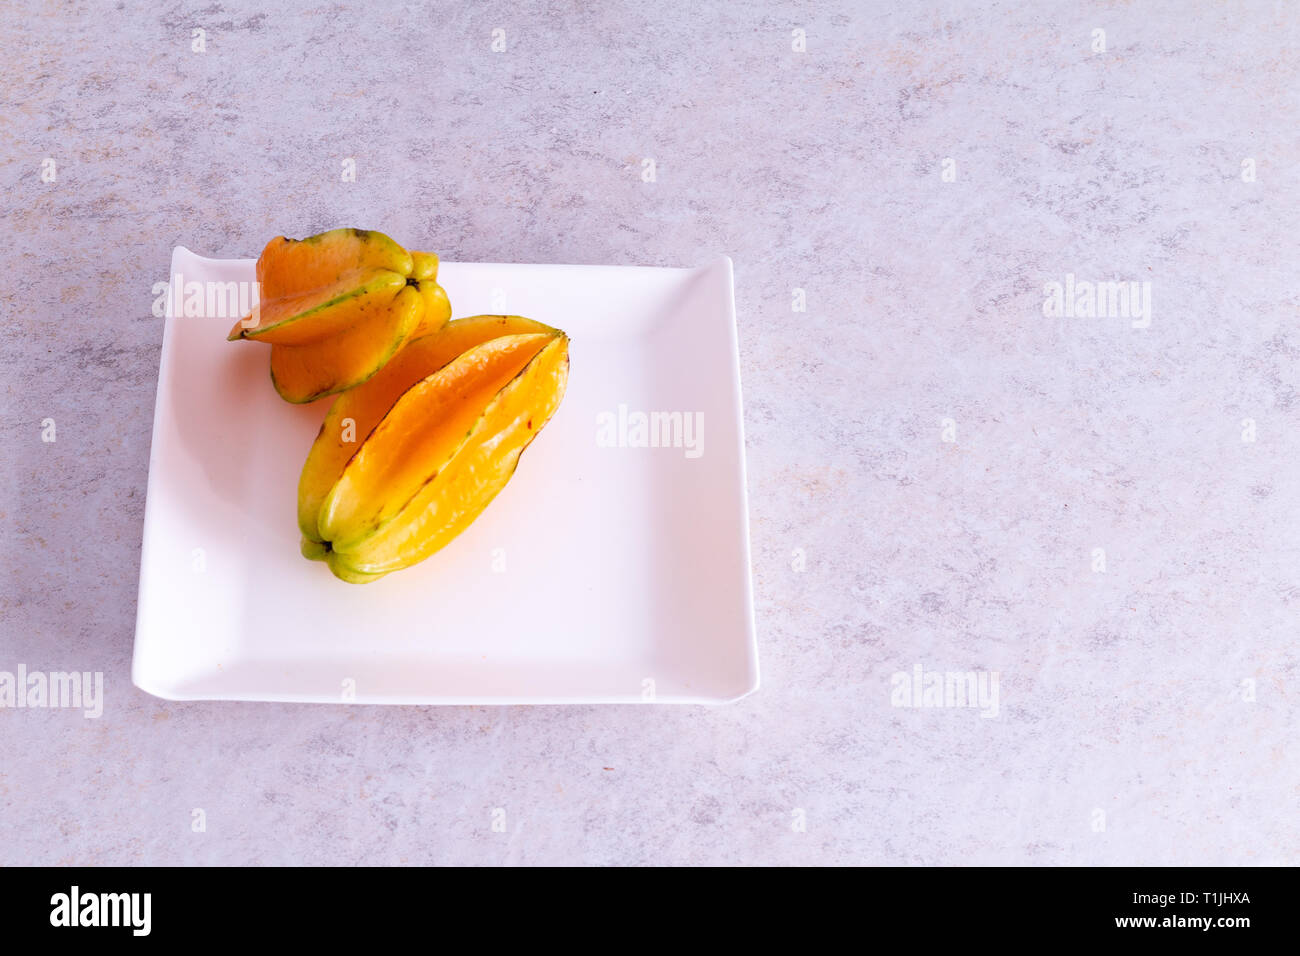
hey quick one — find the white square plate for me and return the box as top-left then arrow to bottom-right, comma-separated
132,247 -> 758,704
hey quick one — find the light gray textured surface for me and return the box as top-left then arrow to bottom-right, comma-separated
2,0 -> 1298,865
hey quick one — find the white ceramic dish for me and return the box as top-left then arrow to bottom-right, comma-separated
131,247 -> 758,704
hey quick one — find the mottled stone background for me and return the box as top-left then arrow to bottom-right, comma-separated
1,0 -> 1297,865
